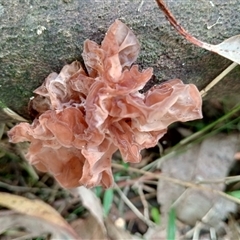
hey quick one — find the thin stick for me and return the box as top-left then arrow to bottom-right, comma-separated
114,183 -> 156,228
200,62 -> 238,97
141,184 -> 156,193
0,181 -> 59,193
118,186 -> 130,216
154,0 -> 211,50
195,175 -> 240,185
112,163 -> 240,205
3,107 -> 28,122
137,183 -> 150,220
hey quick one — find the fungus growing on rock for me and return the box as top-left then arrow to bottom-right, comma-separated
8,20 -> 202,188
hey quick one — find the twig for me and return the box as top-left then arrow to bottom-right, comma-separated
136,183 -> 150,220
114,183 -> 156,228
195,175 -> 240,185
142,180 -> 158,186
112,163 -> 240,205
0,181 -> 59,194
117,175 -> 155,188
118,185 -> 130,216
3,107 -> 28,122
154,0 -> 211,49
141,184 -> 156,193
129,192 -> 156,204
200,62 -> 238,97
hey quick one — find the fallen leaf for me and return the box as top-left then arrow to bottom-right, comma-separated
0,211 -> 74,239
157,134 -> 239,233
75,186 -> 106,232
0,192 -> 79,239
206,35 -> 240,65
155,0 -> 240,64
70,213 -> 107,239
73,187 -> 140,240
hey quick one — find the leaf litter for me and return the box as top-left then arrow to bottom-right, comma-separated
1,1 -> 240,239
155,134 -> 239,239
71,186 -> 141,239
0,193 -> 79,239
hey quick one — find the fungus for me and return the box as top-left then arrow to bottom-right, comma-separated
8,20 -> 202,188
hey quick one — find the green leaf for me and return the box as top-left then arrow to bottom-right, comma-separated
113,172 -> 122,182
103,189 -> 114,217
167,207 -> 176,240
227,190 -> 240,199
94,186 -> 102,198
150,207 -> 161,224
122,161 -> 129,170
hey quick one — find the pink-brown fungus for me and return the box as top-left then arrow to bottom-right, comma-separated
8,20 -> 202,188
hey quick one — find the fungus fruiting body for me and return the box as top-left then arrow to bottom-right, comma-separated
8,20 -> 202,188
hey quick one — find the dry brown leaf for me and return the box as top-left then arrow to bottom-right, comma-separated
0,192 -> 79,239
75,186 -> 106,233
157,134 -> 239,233
0,211 -> 74,239
71,213 -> 107,239
72,187 -> 140,240
71,187 -> 143,240
202,35 -> 240,64
71,216 -> 141,240
155,0 -> 240,64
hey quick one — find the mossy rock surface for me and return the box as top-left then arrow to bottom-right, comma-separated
0,0 -> 240,119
